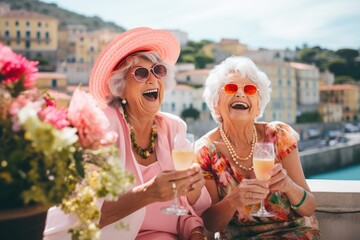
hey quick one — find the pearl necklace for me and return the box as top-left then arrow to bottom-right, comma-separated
219,125 -> 257,171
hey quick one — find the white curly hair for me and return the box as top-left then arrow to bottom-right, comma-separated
203,56 -> 271,123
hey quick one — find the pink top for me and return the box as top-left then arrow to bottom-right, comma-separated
136,162 -> 178,240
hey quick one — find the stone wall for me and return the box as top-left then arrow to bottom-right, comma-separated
300,138 -> 360,177
307,180 -> 360,240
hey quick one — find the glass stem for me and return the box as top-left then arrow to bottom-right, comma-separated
259,199 -> 266,213
173,188 -> 179,207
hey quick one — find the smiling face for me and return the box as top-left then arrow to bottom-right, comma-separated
122,57 -> 165,116
215,72 -> 260,124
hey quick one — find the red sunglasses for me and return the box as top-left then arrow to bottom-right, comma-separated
130,64 -> 167,82
223,83 -> 258,96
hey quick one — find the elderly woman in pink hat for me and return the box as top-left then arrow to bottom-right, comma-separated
87,27 -> 209,239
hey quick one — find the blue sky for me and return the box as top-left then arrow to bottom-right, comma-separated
41,0 -> 360,50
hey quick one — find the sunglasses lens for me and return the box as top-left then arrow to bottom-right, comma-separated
134,68 -> 149,81
153,64 -> 167,78
244,85 -> 257,95
224,83 -> 238,94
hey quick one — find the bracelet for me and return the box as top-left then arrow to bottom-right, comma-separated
191,230 -> 204,236
191,230 -> 207,239
291,189 -> 307,210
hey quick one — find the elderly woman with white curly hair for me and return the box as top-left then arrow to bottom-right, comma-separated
195,56 -> 320,239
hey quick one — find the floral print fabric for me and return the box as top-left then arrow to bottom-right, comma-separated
195,122 -> 320,239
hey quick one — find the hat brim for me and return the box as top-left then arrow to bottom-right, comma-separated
89,27 -> 180,108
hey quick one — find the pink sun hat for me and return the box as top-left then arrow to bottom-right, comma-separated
89,27 -> 180,108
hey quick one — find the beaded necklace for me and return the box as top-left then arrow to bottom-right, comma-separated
219,125 -> 257,171
123,110 -> 157,159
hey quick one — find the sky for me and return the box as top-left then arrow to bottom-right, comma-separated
40,0 -> 360,51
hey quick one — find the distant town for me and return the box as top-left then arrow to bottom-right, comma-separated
0,2 -> 359,143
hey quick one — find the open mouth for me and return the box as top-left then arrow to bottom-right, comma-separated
230,101 -> 249,110
143,88 -> 159,101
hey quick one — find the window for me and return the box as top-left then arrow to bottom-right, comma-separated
171,102 -> 175,111
51,79 -> 58,88
26,31 -> 30,38
287,79 -> 291,86
202,102 -> 207,111
38,22 -> 42,27
15,21 -> 19,26
37,32 -> 41,43
5,30 -> 10,37
26,21 -> 30,27
45,32 -> 50,44
16,31 -> 20,39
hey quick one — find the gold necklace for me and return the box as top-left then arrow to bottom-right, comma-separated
123,110 -> 157,159
219,125 -> 257,171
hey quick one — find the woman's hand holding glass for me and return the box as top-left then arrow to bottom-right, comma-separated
251,142 -> 275,217
161,133 -> 196,215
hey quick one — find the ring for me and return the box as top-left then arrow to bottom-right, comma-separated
172,182 -> 177,192
246,191 -> 252,199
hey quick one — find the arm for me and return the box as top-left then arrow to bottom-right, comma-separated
201,178 -> 268,232
269,149 -> 317,216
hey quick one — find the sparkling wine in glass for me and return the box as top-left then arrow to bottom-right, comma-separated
161,133 -> 195,215
251,142 -> 275,217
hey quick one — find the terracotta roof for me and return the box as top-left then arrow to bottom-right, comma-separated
67,85 -> 90,93
175,84 -> 194,90
0,10 -> 58,21
38,72 -> 67,79
177,69 -> 210,77
319,84 -> 360,91
289,62 -> 318,70
46,90 -> 71,100
220,39 -> 240,44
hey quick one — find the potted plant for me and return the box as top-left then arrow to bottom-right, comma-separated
0,43 -> 134,239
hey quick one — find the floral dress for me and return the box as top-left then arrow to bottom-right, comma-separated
195,122 -> 320,240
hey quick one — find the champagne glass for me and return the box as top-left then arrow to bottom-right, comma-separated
251,142 -> 275,217
161,133 -> 195,215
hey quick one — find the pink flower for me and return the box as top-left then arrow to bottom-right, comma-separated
44,93 -> 56,107
100,131 -> 119,146
9,95 -> 33,131
0,43 -> 38,90
9,95 -> 31,116
38,106 -> 70,130
67,88 -> 109,149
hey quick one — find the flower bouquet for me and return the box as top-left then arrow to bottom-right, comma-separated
0,43 -> 134,239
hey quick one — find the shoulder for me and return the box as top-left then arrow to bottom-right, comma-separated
156,112 -> 187,133
157,111 -> 186,126
195,128 -> 218,153
266,121 -> 299,141
102,106 -> 116,116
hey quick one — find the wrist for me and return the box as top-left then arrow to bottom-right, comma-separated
284,176 -> 295,193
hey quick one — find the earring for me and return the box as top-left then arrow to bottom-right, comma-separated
121,99 -> 127,105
